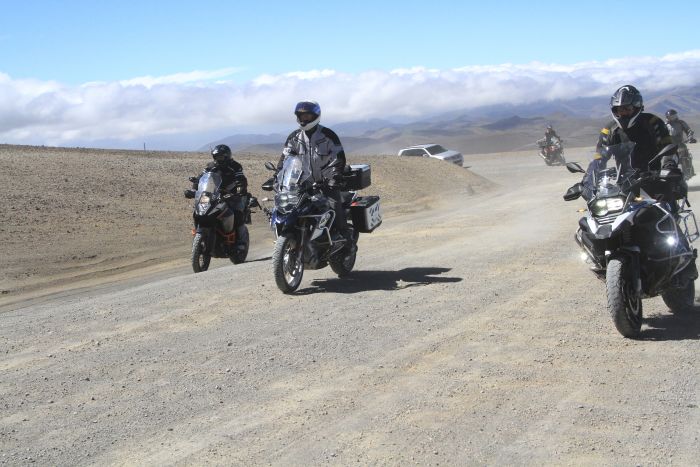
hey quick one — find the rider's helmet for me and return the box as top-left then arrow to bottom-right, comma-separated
294,100 -> 321,131
545,125 -> 554,135
211,144 -> 232,165
610,85 -> 644,130
666,109 -> 679,122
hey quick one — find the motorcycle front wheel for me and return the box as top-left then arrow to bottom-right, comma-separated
606,257 -> 643,338
191,232 -> 211,273
272,233 -> 304,293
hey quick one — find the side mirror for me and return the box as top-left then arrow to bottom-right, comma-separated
563,183 -> 583,201
188,176 -> 198,183
264,161 -> 276,171
565,162 -> 585,174
184,189 -> 195,199
261,177 -> 275,191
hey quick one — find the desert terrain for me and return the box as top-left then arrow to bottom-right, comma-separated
1,144 -> 699,465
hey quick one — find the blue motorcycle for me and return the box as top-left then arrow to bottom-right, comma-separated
261,156 -> 381,293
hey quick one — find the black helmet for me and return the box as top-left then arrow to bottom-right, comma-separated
211,144 -> 232,164
610,85 -> 643,129
545,125 -> 554,133
666,109 -> 679,122
294,100 -> 321,131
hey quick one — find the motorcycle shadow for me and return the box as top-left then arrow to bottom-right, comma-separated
295,267 -> 463,295
246,256 -> 272,263
640,306 -> 700,341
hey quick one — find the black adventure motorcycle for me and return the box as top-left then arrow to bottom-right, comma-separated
260,156 -> 382,293
564,142 -> 698,337
184,170 -> 257,272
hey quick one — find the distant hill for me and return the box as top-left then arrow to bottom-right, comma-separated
203,85 -> 700,156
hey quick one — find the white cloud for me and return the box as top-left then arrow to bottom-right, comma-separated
1,51 -> 700,147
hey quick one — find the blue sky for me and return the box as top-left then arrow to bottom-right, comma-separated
1,0 -> 700,148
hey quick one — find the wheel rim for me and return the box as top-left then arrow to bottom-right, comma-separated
197,241 -> 210,269
624,281 -> 642,325
283,240 -> 302,286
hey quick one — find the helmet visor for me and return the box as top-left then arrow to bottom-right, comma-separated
612,105 -> 636,118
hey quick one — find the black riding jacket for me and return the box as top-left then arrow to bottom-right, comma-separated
193,159 -> 248,196
582,113 -> 675,200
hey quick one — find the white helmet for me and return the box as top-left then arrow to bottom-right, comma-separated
294,100 -> 321,131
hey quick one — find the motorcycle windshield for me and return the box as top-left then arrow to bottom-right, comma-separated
197,171 -> 222,198
277,155 -> 311,193
595,168 -> 621,197
596,141 -> 637,191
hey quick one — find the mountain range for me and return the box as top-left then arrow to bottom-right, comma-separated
202,86 -> 700,156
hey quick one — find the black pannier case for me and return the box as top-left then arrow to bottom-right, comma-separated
350,195 -> 382,233
345,164 -> 371,190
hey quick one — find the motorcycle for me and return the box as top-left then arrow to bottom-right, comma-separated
184,170 -> 257,273
563,142 -> 698,337
261,156 -> 382,293
537,137 -> 565,166
678,136 -> 697,181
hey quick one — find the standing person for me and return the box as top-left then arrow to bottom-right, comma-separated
277,100 -> 355,252
665,109 -> 696,179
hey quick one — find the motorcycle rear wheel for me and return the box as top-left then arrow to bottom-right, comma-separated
330,243 -> 357,277
680,157 -> 695,181
662,280 -> 695,314
272,234 -> 304,293
229,225 -> 249,264
191,233 -> 211,273
606,257 -> 643,338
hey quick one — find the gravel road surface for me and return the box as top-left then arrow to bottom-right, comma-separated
1,148 -> 699,466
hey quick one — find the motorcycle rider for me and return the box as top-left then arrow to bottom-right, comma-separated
277,100 -> 355,253
537,125 -> 562,161
188,144 -> 249,251
666,109 -> 696,179
578,85 -> 679,201
544,125 -> 560,144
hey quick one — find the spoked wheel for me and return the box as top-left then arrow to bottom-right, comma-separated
330,238 -> 357,277
272,234 -> 304,293
606,257 -> 643,338
229,225 -> 249,264
191,233 -> 211,273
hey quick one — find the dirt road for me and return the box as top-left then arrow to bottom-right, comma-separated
1,148 -> 699,465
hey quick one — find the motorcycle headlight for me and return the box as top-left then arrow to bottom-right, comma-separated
276,193 -> 298,210
591,197 -> 624,217
199,194 -> 210,205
